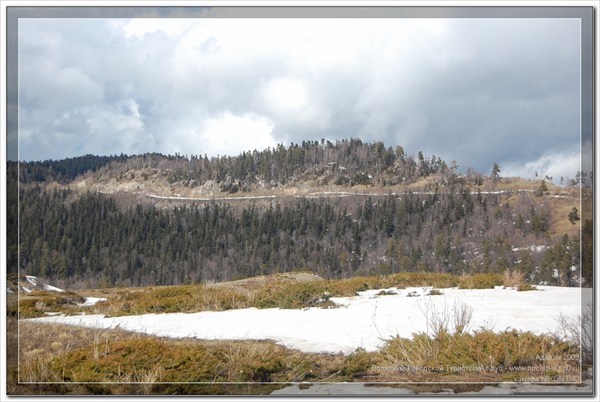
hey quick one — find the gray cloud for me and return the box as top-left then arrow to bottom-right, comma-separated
16,15 -> 583,181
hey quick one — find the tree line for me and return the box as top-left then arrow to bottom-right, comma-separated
18,139 -> 484,191
13,185 -> 585,289
8,140 -> 590,289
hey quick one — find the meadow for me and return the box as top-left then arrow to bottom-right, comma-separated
10,271 -> 590,395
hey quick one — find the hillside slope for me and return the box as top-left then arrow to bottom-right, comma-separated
9,140 -> 589,288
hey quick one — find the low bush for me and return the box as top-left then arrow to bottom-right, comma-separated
390,272 -> 459,289
458,273 -> 503,289
376,293 -> 580,382
379,329 -> 579,381
252,281 -> 332,309
502,269 -> 526,289
25,272 -> 526,320
18,291 -> 86,318
98,286 -> 253,317
90,272 -> 479,317
18,321 -> 371,386
516,283 -> 537,292
339,348 -> 374,379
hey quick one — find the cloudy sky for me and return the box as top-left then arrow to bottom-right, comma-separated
16,10 -> 584,181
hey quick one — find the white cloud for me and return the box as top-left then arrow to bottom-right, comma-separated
87,107 -> 143,137
19,100 -> 147,161
166,111 -> 277,157
262,77 -> 308,115
258,76 -> 331,131
16,16 -> 581,176
21,64 -> 104,110
502,150 -> 581,183
118,18 -> 197,39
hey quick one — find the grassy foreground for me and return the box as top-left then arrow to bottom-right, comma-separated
9,271 -> 587,395
12,317 -> 583,395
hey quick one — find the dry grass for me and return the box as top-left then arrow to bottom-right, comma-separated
374,294 -> 581,383
11,289 -> 586,395
502,269 -> 537,292
18,272 -> 506,319
457,273 -> 503,289
555,303 -> 593,367
546,196 -> 582,240
18,291 -> 87,318
11,270 -> 584,395
18,320 -> 141,382
376,329 -> 580,383
14,320 -> 372,393
491,183 -> 582,241
377,328 -> 580,383
98,285 -> 253,316
502,269 -> 525,289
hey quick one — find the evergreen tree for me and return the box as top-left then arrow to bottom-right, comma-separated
491,162 -> 501,182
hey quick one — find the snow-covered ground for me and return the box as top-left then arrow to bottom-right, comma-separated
25,275 -> 38,286
511,245 -> 549,253
26,286 -> 586,355
43,284 -> 65,293
77,297 -> 107,307
20,275 -> 66,293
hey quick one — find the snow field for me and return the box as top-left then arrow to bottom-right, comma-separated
27,286 -> 585,355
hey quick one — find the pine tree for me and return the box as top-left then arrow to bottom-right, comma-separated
491,162 -> 501,182
568,207 -> 580,224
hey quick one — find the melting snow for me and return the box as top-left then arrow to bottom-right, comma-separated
77,297 -> 107,307
27,286 -> 585,355
512,245 -> 548,253
43,284 -> 65,293
25,275 -> 38,286
22,275 -> 66,293
43,312 -> 64,317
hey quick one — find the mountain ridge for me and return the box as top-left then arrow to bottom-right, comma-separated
8,139 -> 591,289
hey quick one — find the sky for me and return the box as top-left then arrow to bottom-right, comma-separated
15,11 -> 584,181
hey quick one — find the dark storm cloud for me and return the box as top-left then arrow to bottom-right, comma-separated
14,11 -> 584,181
349,18 -> 581,176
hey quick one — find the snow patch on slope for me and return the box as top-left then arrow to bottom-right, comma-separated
26,286 -> 585,355
21,275 -> 65,293
43,284 -> 65,293
25,275 -> 38,286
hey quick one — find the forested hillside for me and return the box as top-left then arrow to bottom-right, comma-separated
8,139 -> 591,289
18,139 -> 479,191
